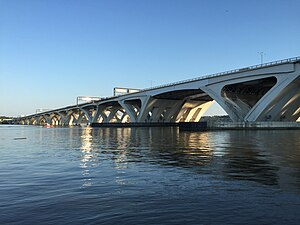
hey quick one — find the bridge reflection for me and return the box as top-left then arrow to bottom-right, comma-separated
78,127 -> 300,189
80,127 -> 93,187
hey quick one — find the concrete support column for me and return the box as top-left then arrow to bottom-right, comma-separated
176,100 -> 214,122
80,108 -> 95,125
139,98 -> 184,123
66,110 -> 80,125
92,105 -> 107,123
119,96 -> 152,123
201,85 -> 244,122
119,101 -> 138,123
245,73 -> 300,121
57,112 -> 68,126
185,101 -> 214,122
44,115 -> 51,124
106,107 -> 121,122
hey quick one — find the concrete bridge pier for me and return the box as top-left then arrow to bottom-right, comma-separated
12,56 -> 300,127
201,63 -> 300,122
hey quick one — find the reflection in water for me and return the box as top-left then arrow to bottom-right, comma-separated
80,127 -> 94,187
94,127 -> 215,169
3,126 -> 300,225
94,128 -> 134,186
145,128 -> 215,168
220,131 -> 279,185
111,129 -> 132,186
78,127 -> 300,190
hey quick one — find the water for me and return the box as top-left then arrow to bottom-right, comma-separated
1,125 -> 300,225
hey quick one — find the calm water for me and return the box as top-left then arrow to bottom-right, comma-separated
1,125 -> 300,225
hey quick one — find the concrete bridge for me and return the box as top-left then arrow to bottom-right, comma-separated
14,56 -> 300,126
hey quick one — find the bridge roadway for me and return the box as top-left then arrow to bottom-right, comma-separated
14,56 -> 300,126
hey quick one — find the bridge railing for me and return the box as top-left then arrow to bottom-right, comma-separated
20,56 -> 300,119
35,56 -> 300,115
140,56 -> 300,92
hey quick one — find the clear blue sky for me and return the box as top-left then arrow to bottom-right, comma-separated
1,0 -> 300,117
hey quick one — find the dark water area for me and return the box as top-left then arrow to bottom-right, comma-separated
1,125 -> 300,225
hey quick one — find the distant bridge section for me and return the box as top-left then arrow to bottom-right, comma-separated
14,56 -> 300,126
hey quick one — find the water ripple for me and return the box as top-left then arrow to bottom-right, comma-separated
1,126 -> 300,224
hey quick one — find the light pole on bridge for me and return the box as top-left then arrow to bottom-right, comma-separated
258,52 -> 265,65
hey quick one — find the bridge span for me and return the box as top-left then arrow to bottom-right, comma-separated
14,56 -> 300,126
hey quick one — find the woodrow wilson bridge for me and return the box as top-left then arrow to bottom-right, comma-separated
14,56 -> 300,127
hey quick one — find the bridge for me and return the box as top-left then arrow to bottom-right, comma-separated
14,56 -> 300,126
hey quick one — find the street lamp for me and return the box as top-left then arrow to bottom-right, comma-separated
258,52 -> 264,65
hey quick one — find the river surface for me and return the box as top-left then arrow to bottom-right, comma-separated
1,125 -> 300,225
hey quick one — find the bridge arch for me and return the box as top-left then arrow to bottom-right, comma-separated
119,88 -> 215,123
14,56 -> 300,125
219,77 -> 277,121
93,101 -> 131,123
201,63 -> 300,122
66,110 -> 81,126
249,75 -> 300,121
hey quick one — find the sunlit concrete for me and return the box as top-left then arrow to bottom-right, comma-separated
13,56 -> 300,126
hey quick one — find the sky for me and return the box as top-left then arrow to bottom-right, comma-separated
1,0 -> 300,117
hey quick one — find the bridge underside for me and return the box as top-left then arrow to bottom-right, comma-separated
15,59 -> 300,126
201,63 -> 300,122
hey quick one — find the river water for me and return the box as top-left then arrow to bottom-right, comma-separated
1,125 -> 300,225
